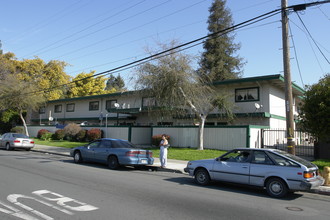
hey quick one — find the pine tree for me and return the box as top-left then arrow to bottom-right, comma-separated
106,74 -> 125,91
199,0 -> 243,82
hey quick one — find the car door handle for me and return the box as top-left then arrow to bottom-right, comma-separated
242,166 -> 248,168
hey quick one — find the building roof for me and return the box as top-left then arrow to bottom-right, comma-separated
48,74 -> 304,103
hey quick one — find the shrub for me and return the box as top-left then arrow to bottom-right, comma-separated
63,123 -> 81,141
53,129 -> 65,140
87,128 -> 102,141
76,129 -> 87,142
41,132 -> 52,141
37,129 -> 51,139
10,127 -> 24,134
152,134 -> 170,146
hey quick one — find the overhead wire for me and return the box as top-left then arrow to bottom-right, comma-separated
2,1 -> 327,99
22,0 -> 151,58
288,21 -> 305,87
42,0 -> 206,61
15,1 -> 138,53
289,19 -> 326,74
0,8 -> 283,99
67,0 -> 280,75
295,11 -> 330,64
5,0 -> 90,45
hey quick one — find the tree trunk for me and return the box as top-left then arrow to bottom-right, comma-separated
19,109 -> 29,136
198,115 -> 206,150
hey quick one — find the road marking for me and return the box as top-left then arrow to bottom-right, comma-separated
0,189 -> 99,220
0,201 -> 39,220
33,190 -> 98,212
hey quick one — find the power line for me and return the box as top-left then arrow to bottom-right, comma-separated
36,0 -> 206,61
295,11 -> 330,64
22,0 -> 150,58
288,21 -> 305,87
1,7 -> 282,99
2,1 -> 327,99
4,0 -> 89,45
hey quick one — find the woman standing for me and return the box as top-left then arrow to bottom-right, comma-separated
159,134 -> 169,168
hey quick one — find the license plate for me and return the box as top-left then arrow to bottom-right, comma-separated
141,159 -> 147,164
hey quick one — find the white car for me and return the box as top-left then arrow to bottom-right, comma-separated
184,148 -> 324,198
0,133 -> 35,151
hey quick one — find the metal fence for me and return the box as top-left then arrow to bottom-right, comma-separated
261,129 -> 315,158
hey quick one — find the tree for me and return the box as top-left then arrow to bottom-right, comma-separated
0,74 -> 45,136
67,71 -> 109,98
135,41 -> 233,150
199,0 -> 244,82
299,74 -> 330,141
105,74 -> 126,92
0,52 -> 70,100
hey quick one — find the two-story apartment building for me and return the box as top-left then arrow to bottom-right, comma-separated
30,74 -> 304,129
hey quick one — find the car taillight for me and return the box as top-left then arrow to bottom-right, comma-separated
14,140 -> 20,143
30,141 -> 35,144
303,171 -> 315,178
147,151 -> 153,157
126,150 -> 143,156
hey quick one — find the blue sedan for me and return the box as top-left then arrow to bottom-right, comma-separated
70,138 -> 154,169
184,148 -> 324,198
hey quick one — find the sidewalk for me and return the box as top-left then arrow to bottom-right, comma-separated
32,144 -> 330,196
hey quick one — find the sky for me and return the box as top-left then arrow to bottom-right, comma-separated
1,0 -> 329,90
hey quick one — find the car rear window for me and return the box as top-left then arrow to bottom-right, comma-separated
110,140 -> 138,148
271,150 -> 316,168
12,134 -> 29,138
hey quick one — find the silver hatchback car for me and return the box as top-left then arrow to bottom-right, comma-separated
184,148 -> 324,197
0,133 -> 35,151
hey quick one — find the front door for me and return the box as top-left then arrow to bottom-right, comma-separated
211,150 -> 251,184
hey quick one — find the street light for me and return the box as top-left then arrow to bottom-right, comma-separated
114,103 -> 120,126
105,113 -> 109,138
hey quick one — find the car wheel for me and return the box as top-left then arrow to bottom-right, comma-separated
73,151 -> 83,163
108,156 -> 119,170
194,168 -> 210,186
6,143 -> 12,151
266,177 -> 288,198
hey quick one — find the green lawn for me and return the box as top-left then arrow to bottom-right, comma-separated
149,147 -> 227,161
34,139 -> 88,148
312,159 -> 330,171
33,139 -> 330,170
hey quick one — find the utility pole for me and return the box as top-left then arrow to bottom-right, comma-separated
281,0 -> 295,155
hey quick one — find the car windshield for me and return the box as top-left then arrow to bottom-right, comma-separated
111,140 -> 138,149
272,149 -> 316,168
12,133 -> 29,138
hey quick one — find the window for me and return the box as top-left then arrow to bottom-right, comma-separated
220,150 -> 251,163
66,103 -> 75,112
251,151 -> 274,165
54,104 -> 62,113
89,101 -> 99,111
39,106 -> 45,114
106,100 -> 117,110
267,152 -> 300,167
142,97 -> 156,107
88,140 -> 101,149
110,140 -> 137,148
235,87 -> 259,102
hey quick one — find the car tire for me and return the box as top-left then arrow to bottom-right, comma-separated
108,156 -> 119,170
73,151 -> 83,163
6,143 -> 12,151
194,168 -> 210,186
266,177 -> 288,198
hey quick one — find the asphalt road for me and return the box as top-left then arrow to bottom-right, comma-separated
1,150 -> 330,220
